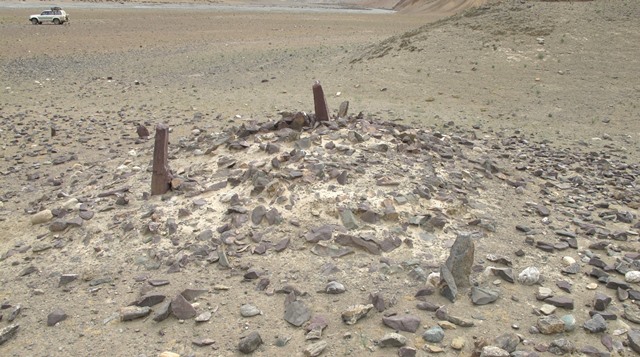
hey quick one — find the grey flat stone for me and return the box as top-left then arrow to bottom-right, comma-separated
471,286 -> 500,305
284,300 -> 311,327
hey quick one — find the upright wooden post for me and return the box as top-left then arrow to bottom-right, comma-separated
151,124 -> 172,196
312,81 -> 329,122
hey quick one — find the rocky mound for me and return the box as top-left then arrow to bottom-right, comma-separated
1,78 -> 639,355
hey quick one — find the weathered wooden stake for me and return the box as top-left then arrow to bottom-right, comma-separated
151,124 -> 172,196
312,81 -> 330,122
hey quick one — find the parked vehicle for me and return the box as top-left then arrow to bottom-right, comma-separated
29,7 -> 69,25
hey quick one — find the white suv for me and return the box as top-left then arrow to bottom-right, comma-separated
29,7 -> 69,25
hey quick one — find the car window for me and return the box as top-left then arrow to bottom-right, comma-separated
42,11 -> 51,15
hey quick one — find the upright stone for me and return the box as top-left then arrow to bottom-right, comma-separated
338,101 -> 349,119
312,81 -> 330,122
439,233 -> 474,302
151,124 -> 173,195
137,123 -> 150,139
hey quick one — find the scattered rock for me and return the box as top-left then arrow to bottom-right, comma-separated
284,299 -> 311,327
47,308 -> 67,326
195,311 -> 212,322
560,314 -> 576,332
31,210 -> 53,224
341,304 -> 373,325
544,296 -> 574,310
304,340 -> 327,357
480,346 -> 510,357
422,326 -> 445,343
134,293 -> 166,307
152,300 -> 171,322
240,304 -> 261,317
0,324 -> 19,345
549,338 -> 575,355
238,331 -> 262,354
451,336 -> 465,350
626,271 -> 640,283
583,314 -> 607,333
628,329 -> 640,354
593,293 -> 611,311
382,314 -> 421,333
159,352 -> 180,357
325,281 -> 345,294
493,333 -> 519,353
471,286 -> 500,305
540,304 -> 557,315
171,294 -> 197,320
379,332 -> 407,347
120,306 -> 151,321
518,267 -> 540,285
537,315 -> 565,334
398,346 -> 417,357
624,303 -> 640,324
439,233 -> 475,302
192,338 -> 215,347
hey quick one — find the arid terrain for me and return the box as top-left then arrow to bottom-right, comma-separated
1,0 -> 639,356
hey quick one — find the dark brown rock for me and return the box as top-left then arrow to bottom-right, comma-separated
382,314 -> 421,333
544,296 -> 574,310
134,293 -> 166,307
171,293 -> 196,319
312,81 -> 329,122
335,234 -> 380,255
151,124 -> 173,195
369,292 -> 386,312
416,301 -> 440,312
136,124 -> 149,139
594,293 -> 612,311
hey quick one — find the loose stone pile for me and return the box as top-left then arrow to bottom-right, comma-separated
0,83 -> 639,356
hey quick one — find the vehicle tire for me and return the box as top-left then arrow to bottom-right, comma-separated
53,18 -> 60,25
31,19 -> 39,25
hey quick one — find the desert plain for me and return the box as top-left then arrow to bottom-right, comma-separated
0,0 -> 640,356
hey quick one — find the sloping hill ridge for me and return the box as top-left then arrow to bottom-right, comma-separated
393,0 -> 490,13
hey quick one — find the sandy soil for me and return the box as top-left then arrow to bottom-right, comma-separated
1,0 -> 640,356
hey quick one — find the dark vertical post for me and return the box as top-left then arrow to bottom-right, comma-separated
312,81 -> 329,122
151,124 -> 172,196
